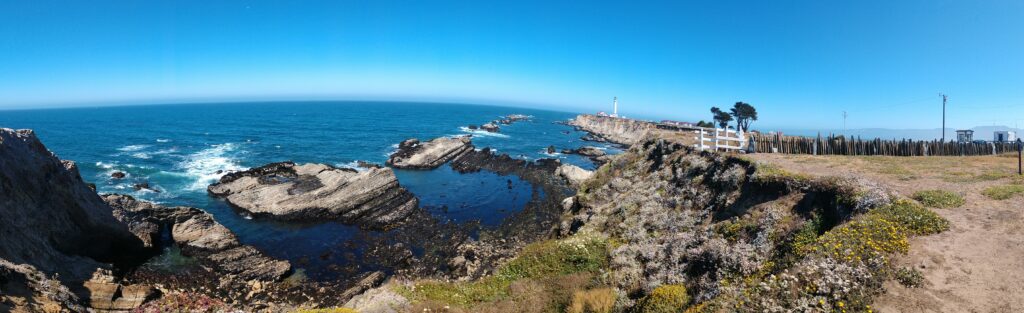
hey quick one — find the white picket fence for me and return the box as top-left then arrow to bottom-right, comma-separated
696,127 -> 748,152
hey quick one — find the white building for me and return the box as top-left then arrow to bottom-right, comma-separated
994,131 -> 1017,142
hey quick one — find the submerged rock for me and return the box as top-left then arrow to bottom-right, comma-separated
111,171 -> 126,179
386,136 -> 474,169
208,162 -> 418,228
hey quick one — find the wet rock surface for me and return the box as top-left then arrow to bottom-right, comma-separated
208,162 -> 418,229
386,136 -> 474,169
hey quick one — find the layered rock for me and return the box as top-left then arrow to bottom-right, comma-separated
0,128 -> 149,312
208,162 -> 418,228
569,114 -> 655,145
104,194 -> 292,282
386,136 -> 474,169
480,122 -> 500,132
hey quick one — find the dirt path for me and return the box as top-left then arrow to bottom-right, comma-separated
749,154 -> 1024,313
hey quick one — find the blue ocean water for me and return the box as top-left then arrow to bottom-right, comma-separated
0,101 -> 619,279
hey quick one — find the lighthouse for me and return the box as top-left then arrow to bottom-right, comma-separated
612,97 -> 618,117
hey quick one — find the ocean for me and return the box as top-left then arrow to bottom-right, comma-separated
0,101 -> 619,280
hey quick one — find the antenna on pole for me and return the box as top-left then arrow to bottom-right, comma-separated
940,93 -> 948,142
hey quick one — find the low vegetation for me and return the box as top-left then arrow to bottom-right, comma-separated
912,190 -> 965,208
982,184 -> 1024,200
292,309 -> 358,313
638,284 -> 689,313
401,234 -> 610,311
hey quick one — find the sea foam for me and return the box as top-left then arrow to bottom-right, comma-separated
180,143 -> 246,190
458,127 -> 510,138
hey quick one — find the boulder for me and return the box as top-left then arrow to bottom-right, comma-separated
572,146 -> 607,157
480,122 -> 500,132
386,136 -> 474,169
208,162 -> 418,229
83,270 -> 157,312
555,164 -> 594,187
546,145 -> 557,154
111,171 -> 126,179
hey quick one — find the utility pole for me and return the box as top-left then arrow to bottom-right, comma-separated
940,93 -> 948,142
842,111 -> 848,135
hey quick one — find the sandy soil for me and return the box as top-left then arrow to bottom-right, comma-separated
749,154 -> 1024,313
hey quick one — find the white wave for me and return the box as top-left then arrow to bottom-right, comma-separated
117,144 -> 150,152
95,161 -> 114,169
152,148 -> 178,155
131,152 -> 151,159
156,139 -> 171,143
179,143 -> 247,190
337,161 -> 370,172
458,127 -> 510,138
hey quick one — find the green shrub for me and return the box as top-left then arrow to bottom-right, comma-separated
912,190 -> 965,209
894,267 -> 924,288
638,284 -> 689,313
810,199 -> 947,263
982,185 -> 1024,200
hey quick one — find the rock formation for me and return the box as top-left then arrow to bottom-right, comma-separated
386,136 -> 474,169
555,164 -> 593,186
0,128 -> 154,312
103,194 -> 292,282
480,122 -> 500,132
569,114 -> 654,145
208,162 -> 418,229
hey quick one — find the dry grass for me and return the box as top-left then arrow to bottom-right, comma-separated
567,288 -> 616,313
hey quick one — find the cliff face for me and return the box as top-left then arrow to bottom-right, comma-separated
0,128 -> 148,311
569,114 -> 655,145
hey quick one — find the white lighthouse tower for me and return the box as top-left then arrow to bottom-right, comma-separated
611,97 -> 619,117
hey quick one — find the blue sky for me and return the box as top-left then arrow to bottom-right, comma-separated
1,1 -> 1022,130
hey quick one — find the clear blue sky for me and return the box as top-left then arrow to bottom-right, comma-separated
2,1 -> 1022,130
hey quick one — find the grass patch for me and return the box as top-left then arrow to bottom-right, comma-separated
404,234 -> 609,308
753,163 -> 810,184
982,185 -> 1024,200
567,287 -> 616,313
912,190 -> 965,209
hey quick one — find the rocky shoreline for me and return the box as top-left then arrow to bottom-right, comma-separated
208,161 -> 418,229
1,122 -> 585,311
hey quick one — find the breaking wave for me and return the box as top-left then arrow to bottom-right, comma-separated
178,143 -> 247,190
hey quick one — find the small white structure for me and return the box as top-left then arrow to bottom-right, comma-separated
956,129 -> 974,143
994,131 -> 1017,142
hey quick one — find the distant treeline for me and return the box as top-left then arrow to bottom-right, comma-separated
751,133 -> 1021,156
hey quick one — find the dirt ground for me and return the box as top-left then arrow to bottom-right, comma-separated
749,153 -> 1024,313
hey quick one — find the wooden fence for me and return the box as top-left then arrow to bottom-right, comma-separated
751,134 -> 1021,156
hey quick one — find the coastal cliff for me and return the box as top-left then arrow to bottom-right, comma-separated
0,128 -> 149,312
569,114 -> 655,145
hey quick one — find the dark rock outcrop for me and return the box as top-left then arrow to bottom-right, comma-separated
480,122 -> 500,132
104,194 -> 293,282
111,171 -> 126,179
0,128 -> 150,312
208,162 -> 418,229
386,136 -> 474,169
